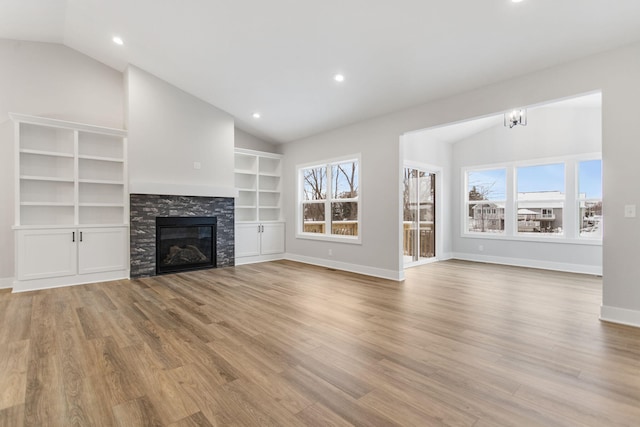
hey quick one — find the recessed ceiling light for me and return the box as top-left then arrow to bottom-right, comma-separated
112,36 -> 124,45
512,0 -> 524,3
334,74 -> 345,83
252,112 -> 261,119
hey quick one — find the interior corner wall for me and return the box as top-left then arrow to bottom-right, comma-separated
235,128 -> 280,154
281,41 -> 640,326
451,106 -> 602,274
0,39 -> 124,283
126,65 -> 235,193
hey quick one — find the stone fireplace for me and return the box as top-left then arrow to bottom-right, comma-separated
130,194 -> 234,278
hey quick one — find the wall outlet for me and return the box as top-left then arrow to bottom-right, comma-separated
478,245 -> 484,251
328,249 -> 333,256
193,161 -> 201,170
624,204 -> 636,218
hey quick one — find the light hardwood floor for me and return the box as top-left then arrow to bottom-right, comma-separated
1,259 -> 639,426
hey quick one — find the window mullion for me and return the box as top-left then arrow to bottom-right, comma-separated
325,164 -> 332,235
564,160 -> 577,239
505,166 -> 515,236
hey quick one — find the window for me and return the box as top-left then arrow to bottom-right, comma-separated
463,156 -> 602,242
299,156 -> 360,241
516,163 -> 565,234
578,159 -> 602,238
465,168 -> 506,233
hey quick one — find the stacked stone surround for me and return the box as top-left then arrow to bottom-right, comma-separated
130,194 -> 234,278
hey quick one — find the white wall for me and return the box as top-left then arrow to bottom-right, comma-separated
451,106 -> 602,274
401,132 -> 454,260
235,128 -> 279,153
282,121 -> 403,280
0,39 -> 124,284
126,66 -> 235,197
282,42 -> 640,327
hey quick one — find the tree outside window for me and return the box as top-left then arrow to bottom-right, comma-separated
300,158 -> 359,239
466,168 -> 506,233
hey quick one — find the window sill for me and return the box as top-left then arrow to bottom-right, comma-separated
461,232 -> 602,246
296,232 -> 362,245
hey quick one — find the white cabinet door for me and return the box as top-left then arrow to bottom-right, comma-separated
235,223 -> 261,257
17,228 -> 77,280
78,227 -> 128,275
260,223 -> 285,255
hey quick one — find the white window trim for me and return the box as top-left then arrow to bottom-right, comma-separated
296,154 -> 362,244
461,153 -> 601,245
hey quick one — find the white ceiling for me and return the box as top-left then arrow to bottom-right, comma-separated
2,1 -> 639,144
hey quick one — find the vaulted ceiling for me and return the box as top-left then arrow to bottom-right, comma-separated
2,0 -> 640,143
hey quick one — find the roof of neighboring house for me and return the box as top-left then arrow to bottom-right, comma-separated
517,208 -> 539,215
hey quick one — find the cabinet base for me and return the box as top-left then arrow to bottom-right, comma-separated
235,253 -> 284,266
12,270 -> 129,293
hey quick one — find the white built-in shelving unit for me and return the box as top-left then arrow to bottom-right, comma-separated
11,113 -> 129,292
234,148 -> 285,263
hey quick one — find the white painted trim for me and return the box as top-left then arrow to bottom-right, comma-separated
12,270 -> 129,293
9,112 -> 127,136
452,252 -> 602,275
403,252 -> 455,269
404,257 -> 439,269
440,252 -> 455,261
600,305 -> 640,328
235,253 -> 285,266
0,277 -> 14,289
234,147 -> 283,159
285,253 -> 403,281
129,181 -> 238,198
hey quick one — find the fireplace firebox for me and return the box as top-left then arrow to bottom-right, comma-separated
156,216 -> 216,275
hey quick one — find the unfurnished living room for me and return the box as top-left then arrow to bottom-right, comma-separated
1,1 -> 640,426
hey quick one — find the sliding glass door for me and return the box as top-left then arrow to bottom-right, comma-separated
403,167 -> 436,266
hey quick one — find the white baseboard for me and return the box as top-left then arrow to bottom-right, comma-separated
235,253 -> 285,266
12,270 -> 129,293
452,252 -> 602,276
0,277 -> 14,290
600,305 -> 640,328
284,253 -> 403,281
440,252 -> 454,261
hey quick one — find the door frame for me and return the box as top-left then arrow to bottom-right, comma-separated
403,161 -> 443,269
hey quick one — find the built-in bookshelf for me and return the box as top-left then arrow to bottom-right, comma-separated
234,148 -> 282,222
234,148 -> 285,264
10,113 -> 130,291
12,114 -> 128,227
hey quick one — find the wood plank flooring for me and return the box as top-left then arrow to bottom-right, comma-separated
1,259 -> 639,426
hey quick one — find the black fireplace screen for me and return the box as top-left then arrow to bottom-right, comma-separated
156,216 -> 216,274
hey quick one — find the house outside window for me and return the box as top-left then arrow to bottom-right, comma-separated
516,163 -> 565,235
465,168 -> 506,233
298,156 -> 360,243
578,159 -> 602,238
463,155 -> 601,242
